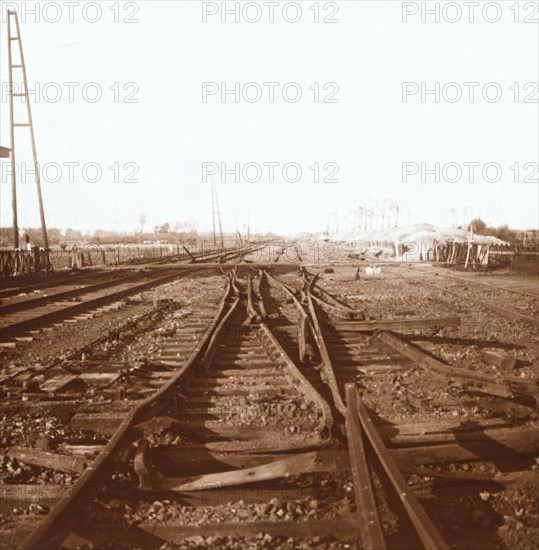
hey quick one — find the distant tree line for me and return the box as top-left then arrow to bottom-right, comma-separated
468,218 -> 539,244
0,219 -> 274,248
0,223 -> 201,247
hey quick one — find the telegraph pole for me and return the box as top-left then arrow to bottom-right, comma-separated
7,12 -> 19,249
7,11 -> 49,251
211,177 -> 224,249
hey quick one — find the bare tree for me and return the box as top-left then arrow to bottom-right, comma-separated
450,208 -> 457,228
382,199 -> 393,228
393,203 -> 401,227
353,200 -> 366,233
174,221 -> 186,236
138,213 -> 147,243
351,198 -> 403,233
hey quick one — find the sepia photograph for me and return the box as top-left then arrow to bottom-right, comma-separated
0,1 -> 538,548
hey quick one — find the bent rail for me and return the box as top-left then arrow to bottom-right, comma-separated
345,384 -> 449,550
19,275 -> 236,549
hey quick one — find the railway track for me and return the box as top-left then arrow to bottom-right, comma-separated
0,245 -> 264,345
2,267 -> 538,549
270,268 -> 538,546
0,242 -> 262,298
418,268 -> 539,299
0,269 -> 183,343
0,269 -> 135,300
297,267 -> 538,403
13,271 -> 342,549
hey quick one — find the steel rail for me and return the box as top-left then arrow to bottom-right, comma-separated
190,244 -> 263,264
251,273 -> 335,432
263,270 -> 348,415
19,274 -> 236,549
311,292 -> 368,320
0,268 -> 132,299
258,321 -> 335,434
301,270 -> 537,402
1,270 -> 183,341
0,299 -> 178,385
301,268 -> 367,320
246,274 -> 261,322
346,383 -> 449,550
380,331 -> 538,400
344,385 -> 387,550
304,274 -> 348,415
262,270 -> 311,362
269,270 -> 449,548
0,270 -> 143,315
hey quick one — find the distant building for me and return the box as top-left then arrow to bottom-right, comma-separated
0,146 -> 11,158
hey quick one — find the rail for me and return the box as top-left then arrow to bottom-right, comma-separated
19,273 -> 236,549
345,384 -> 449,550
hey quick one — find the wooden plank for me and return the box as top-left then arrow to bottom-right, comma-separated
15,336 -> 34,342
480,350 -> 517,372
171,434 -> 326,453
78,372 -> 120,385
154,447 -> 345,474
7,447 -> 89,473
153,428 -> 538,476
0,342 -> 17,349
40,375 -> 81,393
60,444 -> 105,458
154,421 -> 536,471
392,432 -> 539,465
170,485 -> 325,507
152,450 -> 349,492
357,365 -> 407,374
388,426 -> 539,449
71,412 -> 125,435
146,371 -> 175,379
333,316 -> 460,333
150,420 -> 317,439
376,419 -> 515,437
139,517 -> 360,541
182,245 -> 197,262
345,385 -> 387,550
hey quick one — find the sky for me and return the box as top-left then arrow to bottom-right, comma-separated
0,0 -> 538,236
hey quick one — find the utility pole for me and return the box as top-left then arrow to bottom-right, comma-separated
7,12 -> 19,249
210,177 -> 224,249
7,10 -> 49,251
